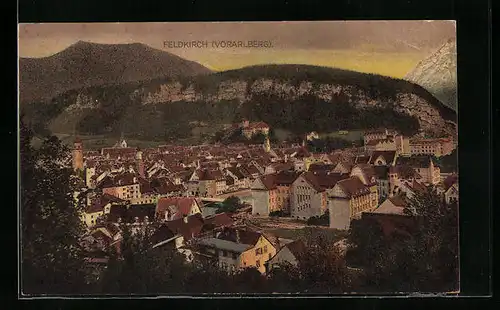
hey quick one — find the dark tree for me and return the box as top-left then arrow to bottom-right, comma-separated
348,188 -> 459,293
216,196 -> 245,214
20,118 -> 88,295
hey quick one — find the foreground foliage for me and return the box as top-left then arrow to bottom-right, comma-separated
20,117 -> 88,295
347,188 -> 459,293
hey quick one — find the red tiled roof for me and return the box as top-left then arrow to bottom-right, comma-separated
156,197 -> 198,218
217,227 -> 262,246
336,176 -> 371,198
165,213 -> 204,241
258,174 -> 278,190
301,172 -> 325,192
203,213 -> 234,230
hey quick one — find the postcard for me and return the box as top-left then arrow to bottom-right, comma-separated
18,21 -> 458,296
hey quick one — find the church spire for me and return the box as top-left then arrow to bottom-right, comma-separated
263,134 -> 271,153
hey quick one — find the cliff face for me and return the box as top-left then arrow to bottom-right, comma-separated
138,78 -> 456,137
405,38 -> 457,111
25,64 -> 457,141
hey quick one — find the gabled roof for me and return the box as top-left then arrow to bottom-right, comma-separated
396,155 -> 435,168
194,238 -> 252,253
164,213 -> 204,241
217,227 -> 262,246
284,239 -> 307,258
301,171 -> 324,192
308,163 -> 336,173
351,163 -> 377,185
202,213 -> 234,231
389,165 -> 417,179
372,195 -> 408,215
336,176 -> 371,198
227,167 -> 246,179
257,174 -> 278,190
85,202 -> 107,214
369,151 -> 397,165
274,170 -> 301,185
108,204 -> 156,223
156,197 -> 199,218
355,155 -> 371,164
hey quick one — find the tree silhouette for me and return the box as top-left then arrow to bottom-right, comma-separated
20,118 -> 88,295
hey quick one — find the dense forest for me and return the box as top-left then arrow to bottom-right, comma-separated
20,63 -> 455,144
23,91 -> 421,143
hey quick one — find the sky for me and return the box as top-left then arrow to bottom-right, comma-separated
18,21 -> 455,78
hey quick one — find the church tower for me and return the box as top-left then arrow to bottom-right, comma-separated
136,149 -> 145,178
263,134 -> 271,153
72,137 -> 84,171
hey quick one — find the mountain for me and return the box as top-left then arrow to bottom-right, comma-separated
19,41 -> 212,104
22,64 -> 457,144
405,38 -> 457,111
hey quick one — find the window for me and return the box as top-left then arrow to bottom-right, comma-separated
268,253 -> 272,260
256,259 -> 261,267
264,245 -> 268,253
232,253 -> 238,259
222,250 -> 227,257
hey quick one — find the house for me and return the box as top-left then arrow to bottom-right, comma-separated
240,120 -> 270,139
156,197 -> 202,221
327,174 -> 378,230
107,204 -> 156,225
251,174 -> 278,216
363,128 -> 399,145
354,155 -> 371,165
190,227 -> 277,274
397,179 -> 429,200
443,174 -> 459,204
372,195 -> 408,216
308,164 -> 337,175
150,213 -> 206,262
200,213 -> 235,235
266,240 -> 306,273
364,138 -> 397,153
395,155 -> 441,185
81,193 -> 128,227
82,201 -> 111,227
100,173 -> 141,201
81,222 -> 122,256
290,171 -> 347,220
225,166 -> 251,189
369,151 -> 398,167
409,137 -> 455,157
361,195 -> 417,238
306,131 -> 320,141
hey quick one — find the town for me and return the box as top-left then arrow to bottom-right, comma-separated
72,119 -> 458,278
